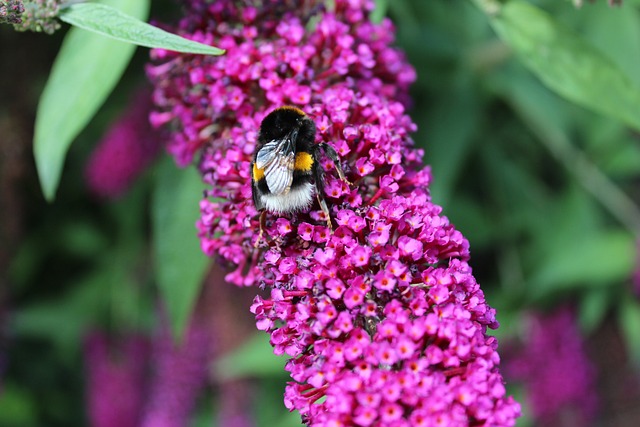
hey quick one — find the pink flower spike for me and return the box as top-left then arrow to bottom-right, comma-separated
147,1 -> 521,425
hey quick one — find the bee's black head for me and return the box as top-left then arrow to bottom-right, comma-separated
258,106 -> 316,145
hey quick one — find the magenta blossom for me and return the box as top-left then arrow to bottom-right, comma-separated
85,89 -> 161,199
148,0 -> 520,425
504,306 -> 598,425
84,331 -> 150,427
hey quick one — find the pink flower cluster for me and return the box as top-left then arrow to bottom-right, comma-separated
504,307 -> 598,425
252,242 -> 519,426
147,0 -> 520,425
85,89 -> 161,199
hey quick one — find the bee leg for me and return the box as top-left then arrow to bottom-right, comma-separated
317,193 -> 333,231
254,210 -> 267,248
312,151 -> 334,231
319,143 -> 352,186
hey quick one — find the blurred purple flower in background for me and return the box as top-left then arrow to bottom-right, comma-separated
140,315 -> 212,427
83,279 -> 245,427
503,306 -> 599,426
84,331 -> 150,427
85,89 -> 161,199
147,0 -> 520,424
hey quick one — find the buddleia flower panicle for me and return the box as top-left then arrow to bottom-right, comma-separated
12,0 -> 60,34
148,0 -> 521,425
0,1 -> 24,24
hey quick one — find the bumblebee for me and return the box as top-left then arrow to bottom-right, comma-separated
251,106 -> 350,245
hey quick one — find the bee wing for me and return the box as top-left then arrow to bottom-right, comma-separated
256,138 -> 295,195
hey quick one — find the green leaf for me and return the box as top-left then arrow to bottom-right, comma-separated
488,0 -> 640,131
602,143 -> 640,177
152,158 -> 210,340
371,0 -> 388,23
215,333 -> 286,380
578,288 -> 610,334
34,0 -> 149,201
0,384 -> 38,426
424,88 -> 480,207
59,3 -> 224,55
58,219 -> 109,257
274,412 -> 307,427
12,271 -> 110,360
579,1 -> 640,89
619,297 -> 640,368
530,230 -> 635,299
496,64 -> 640,234
255,380 -> 305,427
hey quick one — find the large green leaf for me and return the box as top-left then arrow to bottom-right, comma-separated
530,230 -> 634,298
578,287 -> 611,334
488,0 -> 640,131
34,0 -> 149,201
424,88 -> 480,207
0,384 -> 37,426
215,333 -> 286,380
371,0 -> 389,23
59,3 -> 224,55
152,158 -> 210,340
579,1 -> 640,89
497,64 -> 640,234
12,270 -> 111,362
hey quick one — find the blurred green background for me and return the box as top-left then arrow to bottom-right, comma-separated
1,0 -> 640,426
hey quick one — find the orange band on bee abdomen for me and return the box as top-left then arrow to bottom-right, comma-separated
252,163 -> 265,180
294,152 -> 314,171
276,106 -> 306,116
